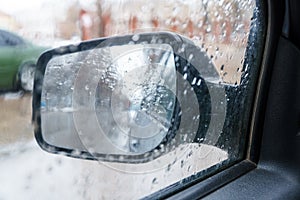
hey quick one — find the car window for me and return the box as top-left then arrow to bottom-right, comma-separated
0,0 -> 264,199
0,30 -> 25,46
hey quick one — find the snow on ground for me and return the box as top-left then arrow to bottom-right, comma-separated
0,140 -> 87,200
0,139 -> 227,200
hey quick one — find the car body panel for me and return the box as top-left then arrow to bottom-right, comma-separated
0,30 -> 47,90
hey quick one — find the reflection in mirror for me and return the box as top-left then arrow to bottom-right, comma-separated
41,44 -> 176,156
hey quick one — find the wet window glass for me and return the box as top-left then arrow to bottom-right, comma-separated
0,0 -> 264,199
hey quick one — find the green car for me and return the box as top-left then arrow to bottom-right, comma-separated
0,29 -> 48,91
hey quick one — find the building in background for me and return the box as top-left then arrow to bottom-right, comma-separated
0,11 -> 21,32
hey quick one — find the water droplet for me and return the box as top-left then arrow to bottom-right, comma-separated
167,101 -> 173,109
183,73 -> 187,80
166,164 -> 172,172
183,66 -> 188,72
196,137 -> 204,142
179,44 -> 186,53
206,25 -> 212,33
152,178 -> 158,184
183,89 -> 187,95
197,79 -> 202,86
132,34 -> 140,41
191,77 -> 197,85
220,65 -> 225,71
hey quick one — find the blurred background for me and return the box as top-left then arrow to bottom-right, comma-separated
1,0 -> 252,46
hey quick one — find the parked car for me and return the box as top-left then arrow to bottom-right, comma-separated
0,29 -> 47,91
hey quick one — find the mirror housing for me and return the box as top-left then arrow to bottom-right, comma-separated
32,32 -> 226,163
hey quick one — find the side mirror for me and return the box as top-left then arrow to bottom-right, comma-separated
32,32 -> 226,163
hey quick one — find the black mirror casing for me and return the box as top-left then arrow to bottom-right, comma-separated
32,32 -> 225,163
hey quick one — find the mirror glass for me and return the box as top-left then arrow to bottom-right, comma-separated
41,44 -> 176,155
